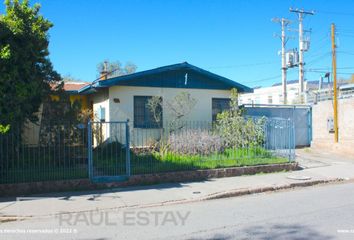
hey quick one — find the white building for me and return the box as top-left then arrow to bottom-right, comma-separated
239,80 -> 323,105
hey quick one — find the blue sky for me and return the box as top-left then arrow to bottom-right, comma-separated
1,0 -> 354,87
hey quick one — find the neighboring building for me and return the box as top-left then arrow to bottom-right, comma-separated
239,80 -> 330,105
50,81 -> 90,110
23,81 -> 90,145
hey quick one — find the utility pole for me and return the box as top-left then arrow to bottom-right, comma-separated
331,23 -> 339,143
290,8 -> 314,96
272,18 -> 291,104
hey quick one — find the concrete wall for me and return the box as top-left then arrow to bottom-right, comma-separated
311,97 -> 354,156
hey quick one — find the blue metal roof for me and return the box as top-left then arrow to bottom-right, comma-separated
78,62 -> 252,94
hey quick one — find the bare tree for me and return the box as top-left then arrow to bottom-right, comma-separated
97,60 -> 137,78
167,92 -> 197,121
147,96 -> 163,125
166,92 -> 197,132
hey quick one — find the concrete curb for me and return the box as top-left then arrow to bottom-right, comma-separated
200,178 -> 345,201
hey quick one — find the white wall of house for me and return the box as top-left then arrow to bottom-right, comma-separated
108,86 -> 231,123
91,89 -> 110,121
103,86 -> 231,146
90,89 -> 110,146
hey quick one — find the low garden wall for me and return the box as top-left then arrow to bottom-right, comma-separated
0,162 -> 298,197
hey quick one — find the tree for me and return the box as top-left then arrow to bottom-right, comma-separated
0,0 -> 61,127
97,60 -> 137,78
166,92 -> 197,132
62,74 -> 83,83
167,92 -> 197,121
147,96 -> 163,125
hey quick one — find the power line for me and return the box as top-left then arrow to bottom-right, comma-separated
206,61 -> 277,69
308,66 -> 354,70
242,70 -> 298,86
337,51 -> 354,56
317,10 -> 354,16
306,52 -> 332,65
306,69 -> 353,75
243,75 -> 281,85
305,34 -> 330,59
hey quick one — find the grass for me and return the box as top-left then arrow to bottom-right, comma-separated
1,167 -> 88,184
1,143 -> 289,184
93,143 -> 289,175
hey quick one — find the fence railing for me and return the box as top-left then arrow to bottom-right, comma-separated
0,117 -> 295,184
307,88 -> 354,103
0,122 -> 88,184
89,117 -> 295,178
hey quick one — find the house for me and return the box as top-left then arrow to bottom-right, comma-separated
79,62 -> 252,125
78,62 -> 252,145
50,81 -> 90,110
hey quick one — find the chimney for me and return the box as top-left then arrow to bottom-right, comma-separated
99,61 -> 108,80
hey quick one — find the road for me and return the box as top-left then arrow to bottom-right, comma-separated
1,182 -> 354,240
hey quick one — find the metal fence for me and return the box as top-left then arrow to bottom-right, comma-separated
0,117 -> 295,184
307,86 -> 354,103
87,117 -> 295,182
0,122 -> 88,184
243,104 -> 311,147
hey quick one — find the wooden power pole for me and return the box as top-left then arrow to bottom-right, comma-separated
331,23 -> 339,143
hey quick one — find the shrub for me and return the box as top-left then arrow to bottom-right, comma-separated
167,129 -> 224,155
215,88 -> 267,148
0,124 -> 10,134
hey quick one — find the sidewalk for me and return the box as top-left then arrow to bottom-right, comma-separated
1,148 -> 353,219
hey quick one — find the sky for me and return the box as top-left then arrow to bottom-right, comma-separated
1,0 -> 354,87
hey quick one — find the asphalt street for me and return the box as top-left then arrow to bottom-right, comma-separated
1,182 -> 354,240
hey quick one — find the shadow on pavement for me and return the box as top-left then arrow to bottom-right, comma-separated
188,224 -> 334,240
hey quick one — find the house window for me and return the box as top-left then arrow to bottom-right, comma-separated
212,98 -> 231,121
134,96 -> 162,128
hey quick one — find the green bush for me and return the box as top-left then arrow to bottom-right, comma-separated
215,88 -> 267,148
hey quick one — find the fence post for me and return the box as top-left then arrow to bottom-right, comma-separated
308,107 -> 312,144
87,120 -> 93,180
287,118 -> 296,161
125,119 -> 131,176
288,118 -> 292,161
